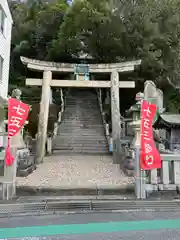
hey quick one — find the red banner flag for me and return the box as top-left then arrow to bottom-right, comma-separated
6,98 -> 30,166
140,100 -> 162,170
6,138 -> 14,166
8,98 -> 30,138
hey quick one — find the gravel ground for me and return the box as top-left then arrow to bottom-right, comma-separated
16,155 -> 134,188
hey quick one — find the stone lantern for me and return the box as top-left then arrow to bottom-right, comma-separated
121,92 -> 144,177
129,92 -> 146,199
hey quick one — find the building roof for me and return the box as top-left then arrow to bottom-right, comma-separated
160,113 -> 180,125
154,113 -> 180,129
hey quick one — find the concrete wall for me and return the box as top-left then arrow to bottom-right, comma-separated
0,0 -> 12,99
0,0 -> 12,146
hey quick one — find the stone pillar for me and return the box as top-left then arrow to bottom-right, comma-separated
3,89 -> 24,200
36,70 -> 52,164
111,71 -> 121,164
144,81 -> 158,122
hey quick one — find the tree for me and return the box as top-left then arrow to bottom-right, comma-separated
9,0 -> 68,86
50,0 -> 121,62
53,0 -> 180,87
9,0 -> 180,112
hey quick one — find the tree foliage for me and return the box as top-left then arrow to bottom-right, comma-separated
54,0 -> 180,86
9,0 -> 68,86
8,0 -> 180,111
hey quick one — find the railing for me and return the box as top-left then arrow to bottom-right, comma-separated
47,88 -> 65,154
96,89 -> 112,152
145,153 -> 180,196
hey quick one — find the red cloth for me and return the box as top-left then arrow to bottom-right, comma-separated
6,98 -> 30,166
140,100 -> 162,170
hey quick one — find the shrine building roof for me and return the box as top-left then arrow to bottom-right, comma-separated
154,113 -> 180,129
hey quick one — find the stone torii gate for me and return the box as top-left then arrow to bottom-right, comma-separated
21,56 -> 141,163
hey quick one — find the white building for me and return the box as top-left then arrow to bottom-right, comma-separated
0,0 -> 13,145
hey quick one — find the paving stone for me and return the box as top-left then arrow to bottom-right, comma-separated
16,155 -> 134,188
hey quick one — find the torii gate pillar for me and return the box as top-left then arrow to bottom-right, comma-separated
36,70 -> 52,164
111,71 -> 121,164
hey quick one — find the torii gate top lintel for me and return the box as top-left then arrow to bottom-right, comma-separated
20,56 -> 141,73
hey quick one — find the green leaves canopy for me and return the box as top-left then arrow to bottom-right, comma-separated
9,0 -> 180,94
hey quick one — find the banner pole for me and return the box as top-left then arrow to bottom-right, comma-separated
135,146 -> 141,199
136,100 -> 146,199
140,100 -> 147,199
134,99 -> 141,199
3,97 -> 30,200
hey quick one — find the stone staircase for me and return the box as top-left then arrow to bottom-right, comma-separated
52,89 -> 109,154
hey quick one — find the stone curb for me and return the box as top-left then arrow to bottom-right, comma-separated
16,195 -> 135,202
16,184 -> 135,196
0,199 -> 180,217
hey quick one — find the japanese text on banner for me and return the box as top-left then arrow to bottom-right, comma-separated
6,98 -> 30,166
140,100 -> 161,170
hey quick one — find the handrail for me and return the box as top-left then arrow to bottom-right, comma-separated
47,88 -> 65,155
96,89 -> 111,151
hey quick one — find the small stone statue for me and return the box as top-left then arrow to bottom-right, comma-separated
159,143 -> 166,152
135,92 -> 144,102
12,88 -> 22,100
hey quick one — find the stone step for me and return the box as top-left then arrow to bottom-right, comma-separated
57,126 -> 105,130
63,113 -> 102,117
57,128 -> 105,132
53,144 -> 108,148
57,135 -> 106,139
60,124 -> 103,127
62,118 -> 102,121
54,135 -> 106,139
60,119 -> 103,122
65,104 -> 99,107
62,113 -> 102,116
52,148 -> 109,153
54,135 -> 107,140
57,132 -> 106,136
66,97 -> 97,99
53,151 -> 109,154
63,107 -> 100,110
60,121 -> 103,124
53,146 -> 109,151
66,101 -> 98,105
60,120 -> 103,123
53,141 -> 108,146
57,132 -> 105,136
58,127 -> 105,132
58,128 -> 106,131
66,102 -> 98,105
57,131 -> 105,135
59,123 -> 104,127
53,143 -> 108,148
61,114 -> 103,117
53,136 -> 108,141
56,131 -> 106,135
53,139 -> 108,145
55,91 -> 107,153
64,106 -> 100,109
